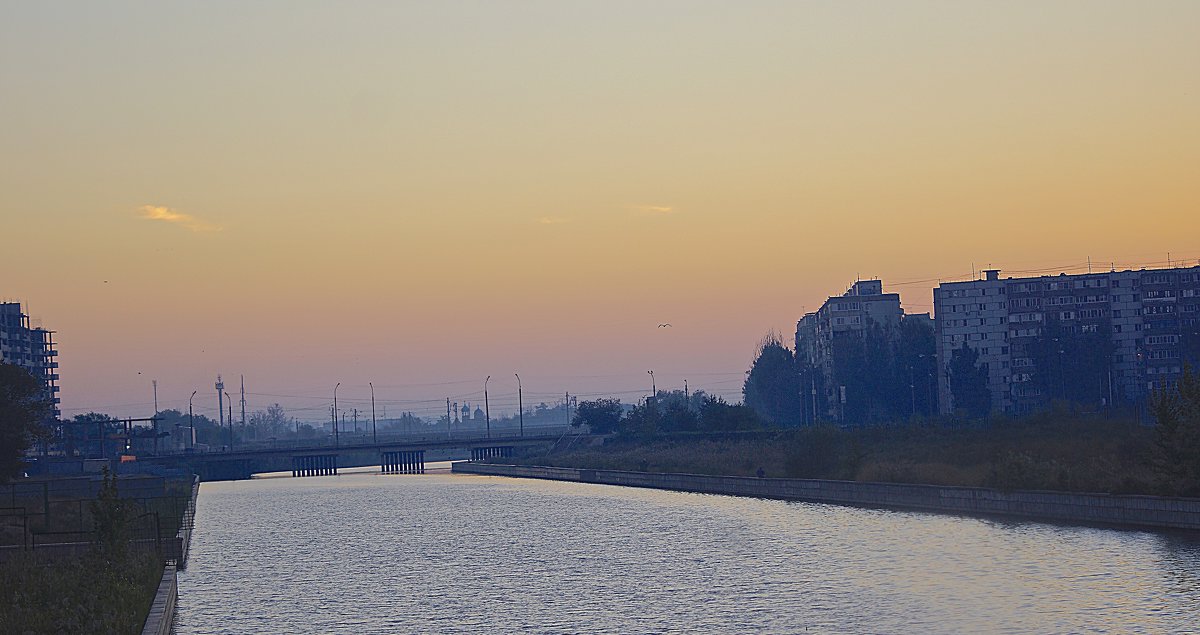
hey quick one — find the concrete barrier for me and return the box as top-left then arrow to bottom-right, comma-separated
140,565 -> 177,635
451,462 -> 1200,532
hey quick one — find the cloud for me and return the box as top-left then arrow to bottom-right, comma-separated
538,216 -> 570,225
630,204 -> 677,215
137,205 -> 221,232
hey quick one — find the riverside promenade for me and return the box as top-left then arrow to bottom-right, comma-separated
452,462 -> 1200,532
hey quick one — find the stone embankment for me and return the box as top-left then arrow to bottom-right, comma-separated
452,462 -> 1200,532
141,474 -> 200,635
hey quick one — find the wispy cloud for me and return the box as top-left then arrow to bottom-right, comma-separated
538,216 -> 570,225
630,204 -> 677,215
137,205 -> 221,232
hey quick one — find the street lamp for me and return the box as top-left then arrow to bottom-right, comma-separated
647,370 -> 656,398
484,375 -> 491,439
333,382 -> 341,447
369,382 -> 377,444
514,373 -> 524,437
188,390 -> 198,449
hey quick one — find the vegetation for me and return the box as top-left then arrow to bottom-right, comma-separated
527,411 -> 1167,495
0,362 -> 53,482
572,391 -> 764,436
0,550 -> 163,634
0,467 -> 165,634
947,343 -> 991,419
1150,366 -> 1200,496
743,333 -> 804,426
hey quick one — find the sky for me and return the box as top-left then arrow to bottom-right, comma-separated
2,1 -> 1198,421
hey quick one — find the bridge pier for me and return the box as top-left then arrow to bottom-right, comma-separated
470,446 -> 514,462
292,454 -> 338,477
382,450 -> 425,474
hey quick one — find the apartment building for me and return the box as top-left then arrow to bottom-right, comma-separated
934,265 -> 1200,415
795,280 -> 905,421
0,302 -> 60,416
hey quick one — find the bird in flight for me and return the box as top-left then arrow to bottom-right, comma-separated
658,323 -> 672,328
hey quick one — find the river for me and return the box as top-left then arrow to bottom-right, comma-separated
175,465 -> 1200,633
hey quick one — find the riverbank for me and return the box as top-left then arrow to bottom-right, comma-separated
524,418 -> 1163,494
452,462 -> 1200,532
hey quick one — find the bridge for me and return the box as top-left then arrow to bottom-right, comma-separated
139,433 -> 596,481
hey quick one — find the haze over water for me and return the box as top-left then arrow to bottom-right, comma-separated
176,469 -> 1200,633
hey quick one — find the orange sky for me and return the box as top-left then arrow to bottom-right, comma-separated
2,1 -> 1198,420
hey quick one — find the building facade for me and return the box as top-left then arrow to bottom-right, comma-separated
795,280 -> 907,421
0,302 -> 60,416
934,266 -> 1200,415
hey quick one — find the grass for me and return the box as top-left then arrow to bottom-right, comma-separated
0,550 -> 163,634
506,414 -> 1163,495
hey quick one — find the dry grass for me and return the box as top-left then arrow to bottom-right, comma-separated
510,416 -> 1161,495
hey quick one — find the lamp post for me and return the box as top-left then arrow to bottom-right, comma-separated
369,382 -> 377,444
484,375 -> 491,439
225,391 -> 233,450
647,370 -> 656,399
514,373 -> 524,437
333,382 -> 341,447
188,390 -> 197,449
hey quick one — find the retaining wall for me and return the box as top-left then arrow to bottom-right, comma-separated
140,565 -> 177,635
451,462 -> 1200,531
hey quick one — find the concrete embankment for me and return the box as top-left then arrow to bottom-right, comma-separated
452,462 -> 1200,532
141,474 -> 200,634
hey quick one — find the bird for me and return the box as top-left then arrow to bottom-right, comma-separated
657,323 -> 672,328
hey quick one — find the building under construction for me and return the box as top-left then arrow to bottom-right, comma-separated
0,301 -> 60,416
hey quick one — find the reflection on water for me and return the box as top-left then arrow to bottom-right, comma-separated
176,466 -> 1200,634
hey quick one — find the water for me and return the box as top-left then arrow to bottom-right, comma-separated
176,466 -> 1200,633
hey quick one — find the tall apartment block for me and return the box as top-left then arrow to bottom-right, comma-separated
795,280 -> 905,420
0,302 -> 60,416
934,265 -> 1200,415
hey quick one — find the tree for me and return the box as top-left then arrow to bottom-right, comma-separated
697,396 -> 763,431
572,398 -> 623,434
1150,366 -> 1200,496
948,343 -> 991,419
0,363 -> 53,482
743,333 -> 803,427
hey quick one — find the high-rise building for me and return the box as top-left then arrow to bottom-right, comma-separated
795,280 -> 908,422
0,302 -> 60,416
934,265 -> 1200,415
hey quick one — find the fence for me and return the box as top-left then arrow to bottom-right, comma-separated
0,475 -> 196,565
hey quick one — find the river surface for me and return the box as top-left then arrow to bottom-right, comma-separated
175,465 -> 1200,634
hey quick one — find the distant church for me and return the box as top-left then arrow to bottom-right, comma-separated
453,402 -> 485,424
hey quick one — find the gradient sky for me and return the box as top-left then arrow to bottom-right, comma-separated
2,1 -> 1198,421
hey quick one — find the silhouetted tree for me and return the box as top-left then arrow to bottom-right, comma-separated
1151,366 -> 1200,496
697,396 -> 763,431
1030,319 -> 1113,408
0,363 -> 53,481
743,333 -> 803,427
948,343 -> 991,418
897,317 -> 938,417
572,398 -> 623,434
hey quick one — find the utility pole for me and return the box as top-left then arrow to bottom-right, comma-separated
353,408 -> 358,434
565,391 -> 570,426
684,379 -> 689,404
369,382 -> 376,444
225,391 -> 233,451
515,374 -> 524,437
647,370 -> 655,400
446,398 -> 452,439
484,376 -> 491,439
333,382 -> 340,448
240,375 -> 246,439
189,390 -> 197,449
216,375 -> 225,436
152,380 -> 159,453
